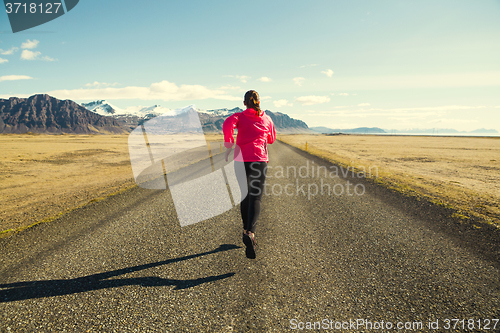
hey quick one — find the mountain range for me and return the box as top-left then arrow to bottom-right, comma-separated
0,95 -> 311,134
311,126 -> 386,134
9,95 -> 492,136
0,95 -> 127,134
82,100 -> 310,133
311,126 -> 499,135
384,128 -> 499,134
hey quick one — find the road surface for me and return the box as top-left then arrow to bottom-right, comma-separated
1,141 -> 499,332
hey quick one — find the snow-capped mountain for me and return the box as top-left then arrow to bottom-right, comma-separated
81,100 -> 310,133
197,107 -> 243,117
0,95 -> 127,134
81,100 -> 172,118
122,104 -> 173,117
81,100 -> 120,116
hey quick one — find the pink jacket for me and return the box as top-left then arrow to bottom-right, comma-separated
223,108 -> 276,162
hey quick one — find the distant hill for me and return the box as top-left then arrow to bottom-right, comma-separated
198,107 -> 310,133
312,126 -> 499,135
0,95 -> 127,134
469,128 -> 499,134
267,110 -> 310,133
384,128 -> 499,135
311,126 -> 386,134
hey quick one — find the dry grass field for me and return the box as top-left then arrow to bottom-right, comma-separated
279,134 -> 500,227
0,134 -> 135,236
2,133 -> 498,236
0,133 -> 225,236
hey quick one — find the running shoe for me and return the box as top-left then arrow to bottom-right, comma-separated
243,233 -> 256,259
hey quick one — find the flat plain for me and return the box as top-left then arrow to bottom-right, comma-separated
2,133 -> 499,236
0,134 -> 135,235
279,134 -> 500,227
0,133 -> 225,235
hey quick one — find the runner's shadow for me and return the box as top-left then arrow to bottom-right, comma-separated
0,244 -> 239,303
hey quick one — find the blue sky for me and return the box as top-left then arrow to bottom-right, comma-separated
1,0 -> 499,131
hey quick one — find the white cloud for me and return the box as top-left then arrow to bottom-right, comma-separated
258,77 -> 272,82
358,103 -> 370,106
273,99 -> 293,108
21,39 -> 39,49
0,75 -> 33,82
293,77 -> 305,86
388,105 -> 488,112
321,69 -> 334,77
20,50 -> 55,61
41,55 -> 56,61
21,50 -> 41,60
85,81 -> 119,87
42,80 -> 241,102
0,58 -> 8,64
236,75 -> 250,83
295,95 -> 330,106
338,93 -> 349,96
225,75 -> 250,83
0,47 -> 19,55
19,40 -> 56,61
318,105 -> 491,119
219,85 -> 242,91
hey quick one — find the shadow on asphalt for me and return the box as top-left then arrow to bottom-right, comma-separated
0,244 -> 239,302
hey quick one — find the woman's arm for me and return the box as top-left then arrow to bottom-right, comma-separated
223,113 -> 239,148
223,113 -> 239,161
267,120 -> 276,144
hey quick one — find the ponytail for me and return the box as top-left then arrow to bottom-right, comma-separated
244,90 -> 262,116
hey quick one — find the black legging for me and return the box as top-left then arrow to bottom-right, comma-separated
235,161 -> 267,233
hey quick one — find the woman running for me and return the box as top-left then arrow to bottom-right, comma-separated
223,90 -> 276,259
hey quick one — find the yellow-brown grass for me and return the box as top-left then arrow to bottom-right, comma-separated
0,134 -> 135,236
279,134 -> 500,227
3,133 -> 497,236
0,134 -> 225,237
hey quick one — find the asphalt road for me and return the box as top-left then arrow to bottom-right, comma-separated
1,140 -> 499,332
